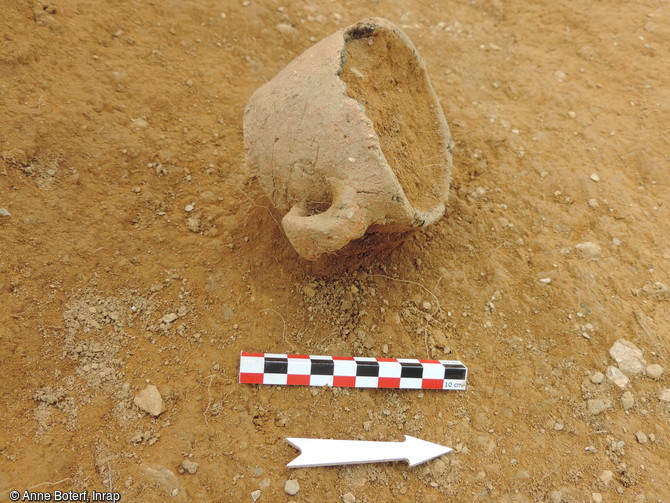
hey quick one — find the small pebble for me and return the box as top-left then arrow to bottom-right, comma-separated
575,241 -> 602,258
548,488 -> 565,503
130,118 -> 148,128
606,366 -> 630,389
275,23 -> 297,34
184,203 -> 195,212
514,469 -> 531,480
592,493 -> 603,503
599,470 -> 613,488
635,431 -> 648,444
187,216 -> 200,232
284,479 -> 300,496
621,391 -> 635,410
342,493 -> 356,503
590,372 -> 604,384
134,385 -> 165,416
590,173 -> 600,182
251,490 -> 261,501
609,339 -> 646,374
587,398 -> 613,415
645,363 -> 664,379
181,460 -> 199,474
138,465 -> 182,499
659,388 -> 670,402
0,208 -> 10,217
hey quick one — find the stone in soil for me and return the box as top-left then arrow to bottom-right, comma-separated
641,281 -> 669,298
599,470 -> 614,488
587,398 -> 613,415
251,490 -> 261,501
139,464 -> 187,503
181,459 -> 199,474
659,388 -> 670,403
548,488 -> 566,503
606,366 -> 630,389
514,468 -> 531,481
575,241 -> 602,258
134,385 -> 165,416
284,479 -> 300,496
635,431 -> 648,444
162,312 -> 178,324
590,371 -> 604,384
621,391 -> 635,410
645,363 -> 664,379
187,215 -> 200,232
609,339 -> 646,374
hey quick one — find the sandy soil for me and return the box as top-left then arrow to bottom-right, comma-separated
1,1 -> 669,502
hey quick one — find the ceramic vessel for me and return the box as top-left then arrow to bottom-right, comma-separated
243,17 -> 452,261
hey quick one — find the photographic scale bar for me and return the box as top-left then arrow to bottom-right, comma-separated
239,351 -> 467,391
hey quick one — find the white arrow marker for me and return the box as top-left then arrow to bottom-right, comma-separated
286,435 -> 452,468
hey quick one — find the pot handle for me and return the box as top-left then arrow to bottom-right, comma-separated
282,184 -> 370,261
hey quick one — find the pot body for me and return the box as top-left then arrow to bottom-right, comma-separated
243,17 -> 452,261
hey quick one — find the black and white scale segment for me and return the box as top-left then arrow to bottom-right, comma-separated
239,352 -> 468,390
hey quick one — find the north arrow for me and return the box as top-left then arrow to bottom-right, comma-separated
285,435 -> 452,468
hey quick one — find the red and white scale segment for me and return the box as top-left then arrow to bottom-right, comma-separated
239,352 -> 468,390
